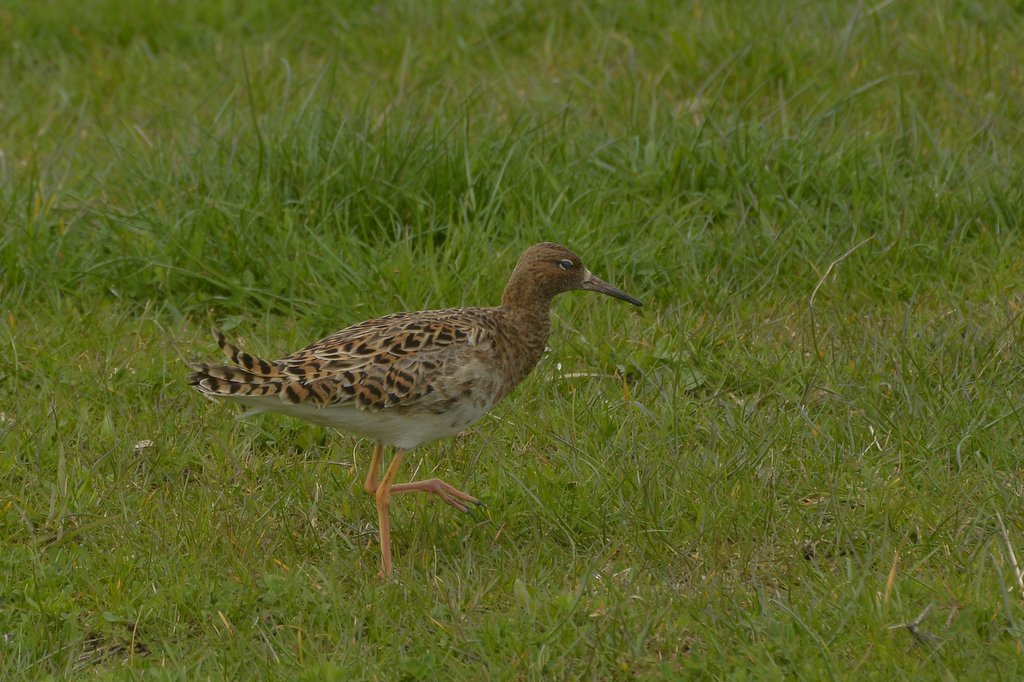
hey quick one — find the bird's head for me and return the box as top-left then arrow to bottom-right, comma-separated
502,242 -> 642,308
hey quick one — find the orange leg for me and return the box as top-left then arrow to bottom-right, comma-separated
365,443 -> 481,578
375,449 -> 405,579
364,441 -> 479,512
390,479 -> 480,512
363,441 -> 384,495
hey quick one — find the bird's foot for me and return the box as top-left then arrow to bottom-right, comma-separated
391,478 -> 481,513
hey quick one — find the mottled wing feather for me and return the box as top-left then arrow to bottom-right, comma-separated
189,310 -> 496,413
213,328 -> 284,377
278,311 -> 490,411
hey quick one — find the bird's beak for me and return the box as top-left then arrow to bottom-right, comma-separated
581,270 -> 642,307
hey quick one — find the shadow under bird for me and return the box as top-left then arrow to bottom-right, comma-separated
188,242 -> 642,578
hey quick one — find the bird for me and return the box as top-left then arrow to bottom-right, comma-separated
188,242 -> 642,578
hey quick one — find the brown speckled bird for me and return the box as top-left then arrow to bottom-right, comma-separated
189,242 -> 641,578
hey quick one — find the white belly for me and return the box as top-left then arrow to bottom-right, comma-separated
228,396 -> 490,450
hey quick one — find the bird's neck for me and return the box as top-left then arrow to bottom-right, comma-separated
501,268 -> 556,310
495,298 -> 553,393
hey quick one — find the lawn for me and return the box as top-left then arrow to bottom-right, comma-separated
2,0 -> 1024,678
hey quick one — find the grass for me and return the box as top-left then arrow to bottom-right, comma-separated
2,0 -> 1024,677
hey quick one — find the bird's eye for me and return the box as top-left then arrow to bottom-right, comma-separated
558,259 -> 574,271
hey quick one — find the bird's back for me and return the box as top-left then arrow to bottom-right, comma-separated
189,306 -> 548,448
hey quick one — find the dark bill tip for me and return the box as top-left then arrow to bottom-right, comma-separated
582,274 -> 643,307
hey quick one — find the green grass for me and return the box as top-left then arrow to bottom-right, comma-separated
3,0 -> 1024,677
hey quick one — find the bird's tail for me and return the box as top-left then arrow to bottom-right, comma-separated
188,328 -> 288,399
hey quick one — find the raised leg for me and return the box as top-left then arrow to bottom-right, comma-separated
375,449 -> 405,579
365,443 -> 478,512
390,479 -> 481,513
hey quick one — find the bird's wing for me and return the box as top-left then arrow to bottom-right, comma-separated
189,309 -> 497,412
